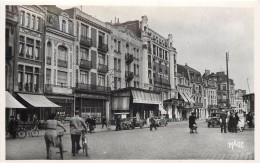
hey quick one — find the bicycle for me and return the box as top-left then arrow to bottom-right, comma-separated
16,125 -> 27,139
27,125 -> 39,137
56,131 -> 67,160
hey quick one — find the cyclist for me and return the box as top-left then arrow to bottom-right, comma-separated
44,113 -> 66,160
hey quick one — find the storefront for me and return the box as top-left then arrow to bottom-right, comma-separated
75,92 -> 110,124
111,88 -> 161,121
15,93 -> 61,122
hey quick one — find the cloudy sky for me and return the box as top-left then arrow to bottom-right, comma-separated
59,5 -> 254,93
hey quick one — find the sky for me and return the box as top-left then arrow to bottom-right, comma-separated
58,5 -> 254,93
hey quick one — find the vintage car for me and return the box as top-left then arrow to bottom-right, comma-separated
208,113 -> 221,127
154,116 -> 168,127
122,117 -> 144,130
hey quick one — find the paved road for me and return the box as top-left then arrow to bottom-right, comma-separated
6,120 -> 254,160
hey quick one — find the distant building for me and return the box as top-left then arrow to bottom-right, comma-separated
243,93 -> 254,113
234,89 -> 246,110
202,70 -> 218,117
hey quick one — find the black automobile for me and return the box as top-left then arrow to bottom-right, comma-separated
208,113 -> 221,127
122,117 -> 144,130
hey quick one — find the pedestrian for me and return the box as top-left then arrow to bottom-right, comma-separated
44,113 -> 66,160
228,112 -> 233,132
230,113 -> 238,133
8,116 -> 18,139
189,112 -> 196,133
70,110 -> 88,156
33,114 -> 38,129
102,115 -> 107,128
247,112 -> 254,128
149,115 -> 157,131
220,110 -> 227,133
115,115 -> 122,131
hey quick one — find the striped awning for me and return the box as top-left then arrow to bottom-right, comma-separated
183,92 -> 195,103
5,91 -> 26,109
112,97 -> 130,110
178,90 -> 188,102
131,90 -> 161,105
18,93 -> 60,108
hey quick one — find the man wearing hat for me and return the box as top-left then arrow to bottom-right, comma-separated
220,110 -> 228,133
70,110 -> 88,156
189,112 -> 196,133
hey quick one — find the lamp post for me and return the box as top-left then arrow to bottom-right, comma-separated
226,52 -> 230,110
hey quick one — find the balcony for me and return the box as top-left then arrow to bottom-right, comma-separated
76,83 -> 111,93
125,71 -> 134,81
218,99 -> 227,103
80,35 -> 92,47
46,56 -> 52,65
125,53 -> 134,63
194,103 -> 203,107
58,59 -> 68,68
45,84 -> 72,94
98,43 -> 108,53
80,59 -> 92,70
98,64 -> 108,73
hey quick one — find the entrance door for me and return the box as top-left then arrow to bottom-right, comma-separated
182,110 -> 187,120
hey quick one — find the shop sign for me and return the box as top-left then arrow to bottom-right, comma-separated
76,93 -> 109,100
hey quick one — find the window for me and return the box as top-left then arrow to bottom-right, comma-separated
117,78 -> 121,89
98,54 -> 105,65
118,41 -> 121,52
98,74 -> 105,86
114,77 -> 117,89
20,11 -> 25,26
118,59 -> 121,71
114,39 -> 117,50
114,58 -> 117,70
18,65 -> 23,91
165,51 -> 168,60
26,13 -> 30,27
19,42 -> 24,56
81,24 -> 88,37
31,15 -> 35,29
26,45 -> 33,58
223,84 -> 227,90
62,20 -> 66,32
58,46 -> 67,61
35,47 -> 40,60
80,71 -> 88,84
34,68 -> 39,92
134,64 -> 136,75
46,69 -> 51,84
136,65 -> 139,75
24,66 -> 33,92
57,71 -> 67,87
80,48 -> 89,60
36,17 -> 40,31
47,42 -> 52,65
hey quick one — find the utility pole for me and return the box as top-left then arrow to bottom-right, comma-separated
247,78 -> 250,93
226,52 -> 230,109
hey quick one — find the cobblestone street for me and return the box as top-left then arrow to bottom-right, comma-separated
6,120 -> 254,160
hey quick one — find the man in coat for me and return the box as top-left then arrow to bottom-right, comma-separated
8,116 -> 18,139
189,112 -> 196,133
220,110 -> 228,133
115,115 -> 122,131
101,116 -> 107,128
149,115 -> 157,131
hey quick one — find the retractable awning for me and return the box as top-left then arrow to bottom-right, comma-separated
18,93 -> 60,108
5,91 -> 26,108
159,104 -> 167,114
178,90 -> 188,102
183,92 -> 195,103
131,90 -> 161,105
112,97 -> 130,110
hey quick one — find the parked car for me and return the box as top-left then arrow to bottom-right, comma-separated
122,117 -> 144,130
154,116 -> 168,127
208,113 -> 221,127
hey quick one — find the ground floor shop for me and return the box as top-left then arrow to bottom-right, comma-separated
111,88 -> 162,121
75,92 -> 110,124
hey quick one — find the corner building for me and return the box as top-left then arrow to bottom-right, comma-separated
114,16 -> 178,120
65,8 -> 111,123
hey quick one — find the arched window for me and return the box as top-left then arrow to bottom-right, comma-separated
58,46 -> 67,61
62,20 -> 66,32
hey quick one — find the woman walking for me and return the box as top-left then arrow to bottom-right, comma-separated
44,113 -> 66,160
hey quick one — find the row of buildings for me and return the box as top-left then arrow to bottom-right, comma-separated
5,5 -> 251,124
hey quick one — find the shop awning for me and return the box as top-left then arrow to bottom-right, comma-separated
159,104 -> 167,114
18,93 -> 61,108
131,90 -> 161,104
178,90 -> 188,102
183,92 -> 195,103
6,91 -> 26,108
